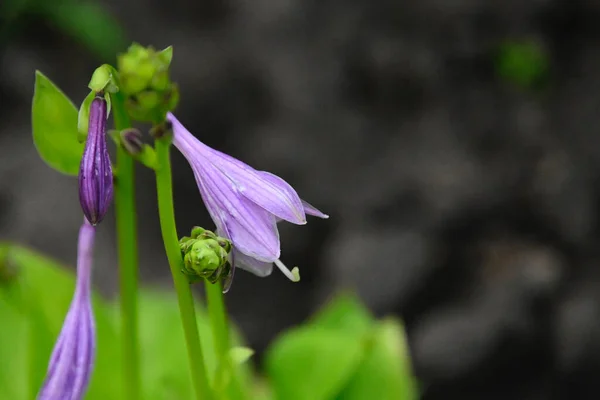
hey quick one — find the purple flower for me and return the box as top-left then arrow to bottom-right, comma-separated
78,96 -> 113,225
168,113 -> 328,282
38,220 -> 96,400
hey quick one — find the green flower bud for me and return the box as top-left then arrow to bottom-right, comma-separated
117,43 -> 178,123
179,227 -> 232,286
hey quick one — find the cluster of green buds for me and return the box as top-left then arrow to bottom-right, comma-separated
117,43 -> 179,124
179,227 -> 233,290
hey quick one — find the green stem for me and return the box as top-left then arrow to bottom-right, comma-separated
112,92 -> 141,400
155,138 -> 212,400
204,281 -> 230,363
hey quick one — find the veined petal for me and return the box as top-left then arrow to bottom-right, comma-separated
232,248 -> 274,277
191,157 -> 281,261
169,112 -> 306,224
38,220 -> 96,400
78,97 -> 113,225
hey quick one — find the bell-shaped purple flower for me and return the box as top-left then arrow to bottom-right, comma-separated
78,96 -> 113,225
167,112 -> 328,281
38,220 -> 96,400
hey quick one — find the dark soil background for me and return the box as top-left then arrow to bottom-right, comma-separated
2,0 -> 600,398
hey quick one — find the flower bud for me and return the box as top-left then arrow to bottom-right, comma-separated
78,96 -> 113,225
117,43 -> 178,123
120,128 -> 143,155
179,228 -> 232,284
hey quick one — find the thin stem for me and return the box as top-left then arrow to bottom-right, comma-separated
205,281 -> 248,400
155,137 -> 212,400
112,92 -> 141,400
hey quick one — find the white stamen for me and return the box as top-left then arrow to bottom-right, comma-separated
274,259 -> 300,282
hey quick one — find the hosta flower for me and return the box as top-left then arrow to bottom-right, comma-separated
168,112 -> 328,282
38,220 -> 96,400
78,96 -> 113,225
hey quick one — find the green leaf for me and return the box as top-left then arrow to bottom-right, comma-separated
32,71 -> 84,175
338,318 -> 418,400
310,292 -> 374,335
265,327 -> 364,400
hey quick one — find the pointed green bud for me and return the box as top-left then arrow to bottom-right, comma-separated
88,64 -> 119,94
157,46 -> 173,66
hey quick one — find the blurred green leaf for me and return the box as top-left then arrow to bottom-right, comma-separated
0,289 -> 28,400
338,318 -> 417,400
310,292 -> 374,335
32,71 -> 84,175
496,40 -> 549,89
0,242 -> 259,400
136,290 -> 211,400
265,327 -> 364,400
42,1 -> 127,61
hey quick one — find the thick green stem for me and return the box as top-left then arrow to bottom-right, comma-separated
155,138 -> 212,400
112,93 -> 141,400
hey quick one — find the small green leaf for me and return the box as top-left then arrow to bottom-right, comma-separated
338,318 -> 418,400
32,71 -> 84,175
265,327 -> 364,400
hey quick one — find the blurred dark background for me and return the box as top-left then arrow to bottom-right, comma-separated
2,0 -> 600,398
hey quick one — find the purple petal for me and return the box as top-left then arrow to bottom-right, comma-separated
231,248 -> 274,277
169,112 -> 306,225
301,199 -> 329,219
78,97 -> 113,225
38,220 -> 96,400
192,155 -> 281,262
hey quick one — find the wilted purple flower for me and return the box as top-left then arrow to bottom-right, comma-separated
38,219 -> 96,400
167,113 -> 328,282
78,96 -> 113,225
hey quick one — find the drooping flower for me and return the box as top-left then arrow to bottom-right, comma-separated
78,96 -> 113,225
167,113 -> 328,283
38,220 -> 96,400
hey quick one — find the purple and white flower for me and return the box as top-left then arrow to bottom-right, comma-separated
168,112 -> 328,282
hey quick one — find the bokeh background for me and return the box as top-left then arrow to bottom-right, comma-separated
2,0 -> 600,398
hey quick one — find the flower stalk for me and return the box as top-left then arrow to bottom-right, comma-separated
155,134 -> 212,400
112,90 -> 141,400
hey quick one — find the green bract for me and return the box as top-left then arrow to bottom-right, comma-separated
77,91 -> 96,142
32,71 -> 84,176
